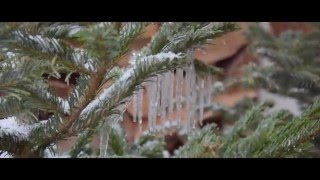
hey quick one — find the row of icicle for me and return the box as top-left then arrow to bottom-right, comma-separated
132,62 -> 215,133
99,53 -> 216,157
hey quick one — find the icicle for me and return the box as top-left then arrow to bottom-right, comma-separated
185,62 -> 197,131
203,76 -> 209,106
138,87 -> 144,133
167,72 -> 174,126
99,122 -> 110,157
199,78 -> 205,126
146,80 -> 153,131
159,74 -> 168,125
99,114 -> 122,158
184,65 -> 191,131
132,92 -> 138,123
194,76 -> 200,127
141,49 -> 218,133
190,71 -> 197,129
146,77 -> 157,132
175,68 -> 184,126
155,75 -> 161,131
99,126 -> 107,157
160,73 -> 168,127
186,51 -> 197,131
207,76 -> 213,105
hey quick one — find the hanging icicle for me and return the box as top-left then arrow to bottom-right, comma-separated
99,116 -> 116,157
187,50 -> 197,131
207,76 -> 213,106
99,122 -> 109,157
137,87 -> 144,133
198,78 -> 205,126
129,50 -> 217,134
190,72 -> 197,129
98,47 -> 221,158
146,80 -> 153,131
160,73 -> 168,127
168,72 -> 174,125
99,101 -> 128,158
175,68 -> 184,126
132,92 -> 138,123
146,76 -> 157,132
184,64 -> 191,131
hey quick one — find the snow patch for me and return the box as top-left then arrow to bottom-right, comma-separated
0,152 -> 13,158
143,140 -> 159,149
44,91 -> 70,114
258,22 -> 272,33
59,98 -> 70,114
258,89 -> 301,116
162,150 -> 170,158
0,116 -> 36,138
84,62 -> 94,71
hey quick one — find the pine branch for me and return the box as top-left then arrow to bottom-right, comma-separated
245,23 -> 320,105
119,22 -> 147,51
40,23 -> 78,39
69,69 -> 123,157
0,59 -> 44,96
175,99 -> 320,157
26,24 -> 131,149
245,24 -> 276,49
230,103 -> 265,138
0,97 -> 23,118
0,22 -> 240,157
66,74 -> 91,110
108,123 -> 126,156
129,132 -> 165,158
142,22 -> 239,56
0,132 -> 32,157
29,64 -> 108,150
217,104 -> 266,157
0,116 -> 42,157
80,52 -> 186,121
244,64 -> 320,104
19,24 -> 135,151
69,128 -> 95,158
54,52 -> 186,155
70,53 -> 187,157
72,23 -> 121,62
194,58 -> 223,78
22,84 -> 70,116
221,110 -> 291,157
28,23 -> 236,154
255,102 -> 320,157
10,32 -> 92,75
178,124 -> 221,158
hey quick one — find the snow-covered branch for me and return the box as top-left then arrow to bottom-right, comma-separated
80,52 -> 184,117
